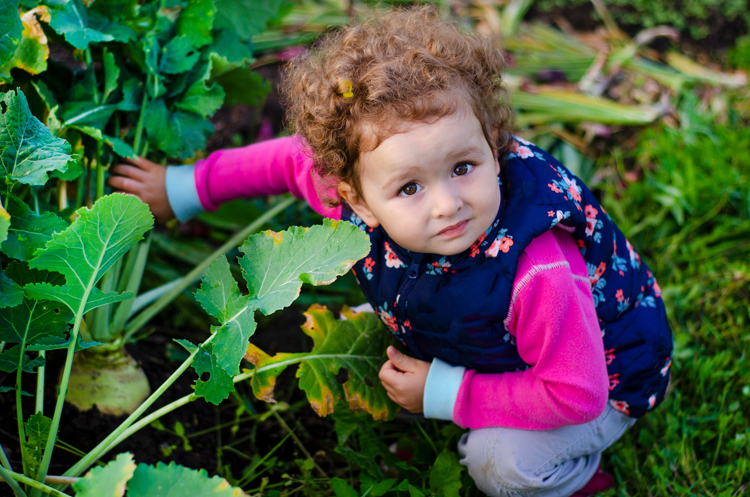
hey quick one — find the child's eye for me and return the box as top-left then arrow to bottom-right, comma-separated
453,163 -> 474,176
399,182 -> 422,196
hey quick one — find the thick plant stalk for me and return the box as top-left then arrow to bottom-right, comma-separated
35,351 -> 45,414
121,195 -> 296,342
0,465 -> 27,497
109,234 -> 152,336
1,468 -> 70,497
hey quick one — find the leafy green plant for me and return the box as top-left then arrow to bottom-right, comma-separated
0,0 -> 289,417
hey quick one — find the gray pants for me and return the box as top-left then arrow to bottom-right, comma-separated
457,404 -> 636,497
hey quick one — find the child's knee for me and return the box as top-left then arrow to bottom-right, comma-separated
458,429 -> 541,496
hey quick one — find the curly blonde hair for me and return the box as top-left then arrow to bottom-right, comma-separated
281,5 -> 515,204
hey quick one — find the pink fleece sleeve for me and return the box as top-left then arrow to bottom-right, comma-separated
194,135 -> 341,219
452,228 -> 609,430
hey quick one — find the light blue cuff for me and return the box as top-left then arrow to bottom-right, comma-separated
165,164 -> 203,223
423,358 -> 465,421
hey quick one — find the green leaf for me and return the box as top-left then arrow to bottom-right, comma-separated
73,452 -> 136,497
408,485 -> 425,497
25,194 -> 153,315
330,478 -> 357,497
160,36 -> 199,75
102,48 -> 120,103
127,460 -> 248,497
48,0 -> 114,50
213,67 -> 269,107
0,271 -> 24,309
193,342 -> 235,405
70,125 -> 135,158
1,194 -> 67,261
0,261 -> 73,347
209,30 -> 253,69
240,219 -> 371,315
174,61 -> 225,118
245,305 -> 397,420
0,0 -> 22,67
0,88 -> 72,185
1,7 -> 50,77
194,256 -> 255,380
22,412 -> 52,477
214,0 -> 283,41
144,98 -> 214,159
429,450 -> 463,497
0,203 -> 9,247
0,344 -> 44,373
177,0 -> 214,48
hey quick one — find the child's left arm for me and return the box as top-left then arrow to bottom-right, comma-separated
422,229 -> 610,430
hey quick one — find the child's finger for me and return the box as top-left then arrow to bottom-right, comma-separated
123,155 -> 160,171
109,164 -> 149,180
107,175 -> 143,194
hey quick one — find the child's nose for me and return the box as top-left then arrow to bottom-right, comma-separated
431,184 -> 463,217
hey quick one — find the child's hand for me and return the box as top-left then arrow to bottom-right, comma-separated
107,157 -> 175,223
378,346 -> 430,413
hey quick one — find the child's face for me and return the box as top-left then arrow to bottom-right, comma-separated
340,109 -> 501,256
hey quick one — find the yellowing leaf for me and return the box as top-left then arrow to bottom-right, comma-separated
73,452 -> 136,497
245,305 -> 398,421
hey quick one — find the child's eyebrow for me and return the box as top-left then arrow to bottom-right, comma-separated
447,145 -> 483,160
382,166 -> 423,191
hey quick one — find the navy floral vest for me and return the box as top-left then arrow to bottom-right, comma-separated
344,138 -> 673,418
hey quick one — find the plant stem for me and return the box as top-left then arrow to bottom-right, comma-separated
271,410 -> 329,479
0,468 -> 70,497
15,324 -> 29,478
121,195 -> 296,342
110,234 -> 151,337
95,142 -> 105,202
33,310 -> 87,496
61,343 -> 206,479
0,465 -> 27,497
132,78 -> 150,157
35,351 -> 45,414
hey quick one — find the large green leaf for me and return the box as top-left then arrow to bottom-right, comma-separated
0,271 -> 24,309
0,89 -> 72,185
22,412 -> 52,477
25,194 -> 153,315
127,461 -> 248,497
240,219 -> 371,315
0,0 -> 22,67
194,256 -> 255,380
245,305 -> 398,420
160,35 -> 199,75
214,0 -> 283,41
429,450 -> 464,497
102,48 -> 120,103
0,261 -> 73,347
213,66 -> 269,107
144,98 -> 213,159
192,219 -> 370,405
174,60 -> 225,118
48,0 -> 114,50
73,452 -> 136,497
1,194 -> 67,261
177,0 -> 214,48
0,344 -> 44,373
1,6 -> 50,78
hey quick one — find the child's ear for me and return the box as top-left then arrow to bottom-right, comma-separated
338,182 -> 380,228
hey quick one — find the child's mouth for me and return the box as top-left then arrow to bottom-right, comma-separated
437,220 -> 469,238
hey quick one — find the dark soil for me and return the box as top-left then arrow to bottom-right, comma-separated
0,307 -> 341,496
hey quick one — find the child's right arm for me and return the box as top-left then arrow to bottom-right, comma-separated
108,136 -> 341,222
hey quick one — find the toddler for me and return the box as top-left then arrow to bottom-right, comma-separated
109,7 -> 673,496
